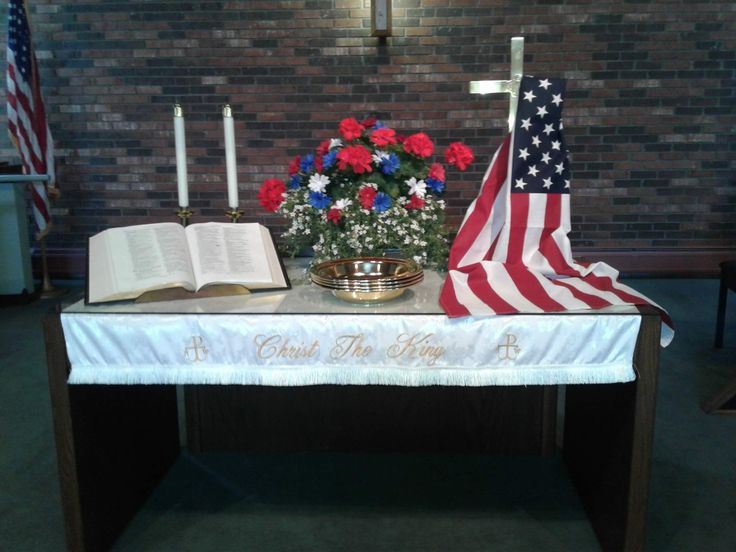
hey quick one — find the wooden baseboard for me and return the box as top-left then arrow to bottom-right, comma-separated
32,247 -> 736,280
575,248 -> 735,278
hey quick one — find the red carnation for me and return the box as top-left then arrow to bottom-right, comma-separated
287,155 -> 301,176
361,117 -> 377,128
316,140 -> 331,156
370,127 -> 397,147
395,134 -> 406,144
358,186 -> 377,210
339,117 -> 365,141
314,155 -> 323,173
406,195 -> 425,210
445,142 -> 474,170
258,178 -> 286,212
326,208 -> 342,224
428,162 -> 446,182
403,132 -> 434,158
337,145 -> 373,174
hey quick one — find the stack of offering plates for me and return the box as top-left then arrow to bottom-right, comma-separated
309,257 -> 424,304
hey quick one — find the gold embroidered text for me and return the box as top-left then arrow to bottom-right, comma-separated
254,335 -> 320,360
386,333 -> 445,366
330,334 -> 373,359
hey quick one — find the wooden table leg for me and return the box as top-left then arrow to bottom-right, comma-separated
563,311 -> 661,552
44,311 -> 181,552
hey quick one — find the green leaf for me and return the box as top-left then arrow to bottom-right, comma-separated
384,181 -> 400,199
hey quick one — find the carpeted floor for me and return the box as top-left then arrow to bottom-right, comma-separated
1,278 -> 734,551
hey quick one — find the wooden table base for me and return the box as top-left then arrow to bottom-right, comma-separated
45,308 -> 661,552
45,312 -> 180,552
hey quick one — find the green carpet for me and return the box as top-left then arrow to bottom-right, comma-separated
1,279 -> 734,551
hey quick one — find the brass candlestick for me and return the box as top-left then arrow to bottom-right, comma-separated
225,208 -> 243,223
176,206 -> 193,226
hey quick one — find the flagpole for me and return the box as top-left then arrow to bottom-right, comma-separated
37,184 -> 64,299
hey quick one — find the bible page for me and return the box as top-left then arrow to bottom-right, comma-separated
90,222 -> 196,302
186,222 -> 276,289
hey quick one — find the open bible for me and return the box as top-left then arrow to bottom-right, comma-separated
87,222 -> 289,304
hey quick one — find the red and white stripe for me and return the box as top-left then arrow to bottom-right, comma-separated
440,131 -> 674,347
6,30 -> 55,234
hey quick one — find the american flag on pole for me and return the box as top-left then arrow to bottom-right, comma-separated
6,0 -> 55,236
440,76 -> 674,347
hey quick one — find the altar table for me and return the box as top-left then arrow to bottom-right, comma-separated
44,262 -> 661,552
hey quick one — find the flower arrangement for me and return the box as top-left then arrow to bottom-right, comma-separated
258,117 -> 474,268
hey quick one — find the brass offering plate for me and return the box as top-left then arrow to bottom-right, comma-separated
309,257 -> 424,304
332,288 -> 407,304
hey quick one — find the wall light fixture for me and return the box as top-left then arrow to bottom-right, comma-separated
371,0 -> 392,37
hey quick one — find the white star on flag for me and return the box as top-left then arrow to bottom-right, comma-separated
551,93 -> 563,106
520,118 -> 532,130
555,162 -> 565,174
541,152 -> 551,164
543,123 -> 555,136
523,90 -> 536,103
551,140 -> 561,150
543,177 -> 553,189
518,148 -> 530,160
527,164 -> 539,177
531,135 -> 541,147
538,78 -> 551,89
514,178 -> 526,189
536,105 -> 548,118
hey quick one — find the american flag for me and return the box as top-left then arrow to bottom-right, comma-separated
6,0 -> 55,235
440,75 -> 674,346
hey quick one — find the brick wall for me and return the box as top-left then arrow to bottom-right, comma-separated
1,0 -> 734,275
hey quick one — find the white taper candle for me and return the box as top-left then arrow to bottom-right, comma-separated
173,104 -> 189,208
223,104 -> 238,209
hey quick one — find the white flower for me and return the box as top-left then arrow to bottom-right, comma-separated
329,138 -> 343,150
406,177 -> 427,198
308,173 -> 330,193
372,150 -> 390,164
334,198 -> 353,210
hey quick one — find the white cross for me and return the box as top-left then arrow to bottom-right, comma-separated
469,36 -> 525,132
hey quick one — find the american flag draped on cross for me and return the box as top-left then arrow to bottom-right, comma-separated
440,76 -> 674,346
6,0 -> 56,235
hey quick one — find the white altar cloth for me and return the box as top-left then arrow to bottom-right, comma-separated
61,261 -> 641,387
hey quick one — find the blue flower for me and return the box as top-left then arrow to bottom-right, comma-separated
373,192 -> 391,212
300,154 -> 315,173
289,175 -> 302,189
425,177 -> 445,193
374,121 -> 385,129
309,191 -> 332,209
380,153 -> 400,175
323,150 -> 337,170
